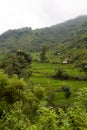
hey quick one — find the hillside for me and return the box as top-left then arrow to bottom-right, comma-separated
0,15 -> 87,130
0,15 -> 87,53
61,21 -> 87,49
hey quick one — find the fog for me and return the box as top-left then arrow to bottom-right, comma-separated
0,0 -> 87,34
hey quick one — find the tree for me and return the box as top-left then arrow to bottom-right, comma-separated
0,50 -> 32,78
40,46 -> 47,62
61,86 -> 71,100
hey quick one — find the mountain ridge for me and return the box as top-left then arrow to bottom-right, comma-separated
0,15 -> 87,53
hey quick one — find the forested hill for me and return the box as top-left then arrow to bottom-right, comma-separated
58,21 -> 87,50
0,15 -> 87,52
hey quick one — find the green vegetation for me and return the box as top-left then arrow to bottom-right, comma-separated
0,15 -> 87,129
0,68 -> 87,129
0,50 -> 32,78
40,45 -> 48,62
0,15 -> 87,53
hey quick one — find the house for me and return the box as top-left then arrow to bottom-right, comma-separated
62,59 -> 68,64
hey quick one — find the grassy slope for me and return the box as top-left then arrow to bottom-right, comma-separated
28,59 -> 87,107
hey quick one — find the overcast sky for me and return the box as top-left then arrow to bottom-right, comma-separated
0,0 -> 87,34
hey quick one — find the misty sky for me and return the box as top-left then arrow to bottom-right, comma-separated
0,0 -> 87,34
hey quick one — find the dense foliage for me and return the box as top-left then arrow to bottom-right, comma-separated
0,50 -> 32,78
0,71 -> 87,129
0,15 -> 87,129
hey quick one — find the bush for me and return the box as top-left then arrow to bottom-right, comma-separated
53,68 -> 69,80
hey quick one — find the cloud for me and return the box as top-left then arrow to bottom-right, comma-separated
0,0 -> 87,34
40,0 -> 87,25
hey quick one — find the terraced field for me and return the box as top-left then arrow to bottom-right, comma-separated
28,61 -> 87,107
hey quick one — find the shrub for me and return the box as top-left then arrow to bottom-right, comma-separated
53,68 -> 69,80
